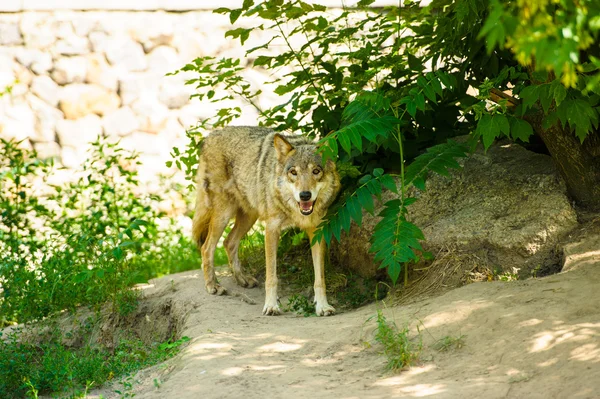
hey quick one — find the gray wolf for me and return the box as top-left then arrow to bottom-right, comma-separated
192,126 -> 341,316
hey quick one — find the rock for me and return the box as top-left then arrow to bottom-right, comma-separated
0,22 -> 23,46
52,56 -> 88,85
0,102 -> 36,141
130,96 -> 170,133
146,45 -> 179,75
89,31 -> 109,53
562,231 -> 600,273
104,36 -> 147,72
60,145 -> 87,169
56,114 -> 102,148
71,16 -> 100,37
158,115 -> 184,139
54,36 -> 90,56
14,48 -> 53,74
118,72 -> 161,105
59,83 -> 120,119
27,94 -> 63,142
31,75 -> 60,106
19,14 -> 57,49
333,141 -> 579,279
130,13 -> 175,52
120,131 -> 168,156
158,79 -> 192,109
33,141 -> 62,160
172,31 -> 210,62
85,53 -> 118,91
102,106 -> 140,137
177,103 -> 206,129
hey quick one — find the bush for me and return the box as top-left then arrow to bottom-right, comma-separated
0,325 -> 190,399
0,138 -> 198,325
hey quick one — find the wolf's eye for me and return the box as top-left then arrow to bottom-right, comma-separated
289,169 -> 297,176
313,169 -> 321,175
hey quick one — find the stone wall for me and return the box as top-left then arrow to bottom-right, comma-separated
0,8 -> 279,183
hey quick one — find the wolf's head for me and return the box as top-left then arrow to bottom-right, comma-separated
274,134 -> 340,217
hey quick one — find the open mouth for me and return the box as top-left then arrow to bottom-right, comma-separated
298,200 -> 315,215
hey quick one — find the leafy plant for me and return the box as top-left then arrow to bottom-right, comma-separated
373,310 -> 421,370
284,294 -> 316,317
0,326 -> 189,399
173,0 -> 600,286
172,0 -> 470,285
0,138 -> 197,324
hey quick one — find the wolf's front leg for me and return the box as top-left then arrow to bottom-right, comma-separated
263,224 -> 282,315
306,228 -> 335,316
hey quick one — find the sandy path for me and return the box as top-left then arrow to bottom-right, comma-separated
93,256 -> 600,399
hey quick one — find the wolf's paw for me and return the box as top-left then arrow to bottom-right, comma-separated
262,302 -> 282,316
316,303 -> 336,316
206,283 -> 227,296
234,272 -> 259,288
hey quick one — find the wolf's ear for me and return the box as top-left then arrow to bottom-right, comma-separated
274,134 -> 294,160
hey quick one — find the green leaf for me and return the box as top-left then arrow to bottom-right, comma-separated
509,118 -> 533,143
520,85 -> 539,112
357,187 -> 375,214
379,174 -> 398,194
405,140 -> 468,190
338,132 -> 352,155
347,196 -> 363,226
230,9 -> 242,24
551,80 -> 567,107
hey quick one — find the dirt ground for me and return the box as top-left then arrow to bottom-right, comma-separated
89,235 -> 600,399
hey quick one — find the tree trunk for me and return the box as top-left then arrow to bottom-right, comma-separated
526,113 -> 600,211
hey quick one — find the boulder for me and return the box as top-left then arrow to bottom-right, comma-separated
14,48 -> 53,75
0,102 -> 36,141
118,72 -> 161,105
59,83 -> 120,119
27,94 -> 63,142
54,36 -> 90,56
33,141 -> 61,160
130,96 -> 170,133
146,45 -> 179,75
56,114 -> 102,148
30,75 -> 60,106
52,56 -> 88,85
104,36 -> 147,72
85,53 -> 118,91
102,106 -> 140,137
0,22 -> 22,46
158,80 -> 192,109
333,141 -> 579,280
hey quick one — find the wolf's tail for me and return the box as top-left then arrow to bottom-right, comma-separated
192,162 -> 211,248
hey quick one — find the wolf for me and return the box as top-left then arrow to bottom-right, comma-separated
192,126 -> 341,316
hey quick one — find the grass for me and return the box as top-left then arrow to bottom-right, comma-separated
0,325 -> 189,399
433,334 -> 466,352
374,310 -> 421,371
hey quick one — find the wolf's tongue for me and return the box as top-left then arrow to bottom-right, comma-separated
299,201 -> 313,210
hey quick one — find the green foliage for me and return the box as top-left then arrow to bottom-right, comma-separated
0,138 -> 197,325
373,310 -> 421,371
0,326 -> 189,399
173,0 -> 600,282
172,0 -> 472,285
284,294 -> 316,317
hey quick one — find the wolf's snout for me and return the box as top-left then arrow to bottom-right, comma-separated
299,191 -> 312,201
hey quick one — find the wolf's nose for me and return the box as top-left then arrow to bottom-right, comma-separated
299,191 -> 312,201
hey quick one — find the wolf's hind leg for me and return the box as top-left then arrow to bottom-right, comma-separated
201,208 -> 233,296
224,209 -> 259,288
